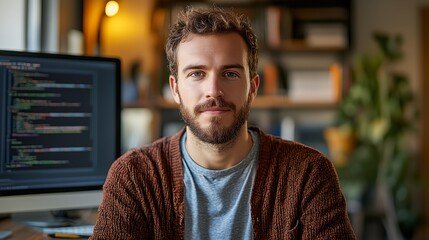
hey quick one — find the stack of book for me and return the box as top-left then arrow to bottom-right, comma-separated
304,23 -> 347,48
287,64 -> 341,102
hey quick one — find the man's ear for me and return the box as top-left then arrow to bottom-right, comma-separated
249,74 -> 260,101
169,75 -> 181,104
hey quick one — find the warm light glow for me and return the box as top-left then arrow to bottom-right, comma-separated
105,1 -> 119,17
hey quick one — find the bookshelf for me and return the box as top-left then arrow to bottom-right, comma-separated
121,0 -> 352,153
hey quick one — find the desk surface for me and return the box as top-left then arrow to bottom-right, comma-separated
0,210 -> 97,240
0,217 -> 47,240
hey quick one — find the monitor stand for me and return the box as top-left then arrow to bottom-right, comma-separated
11,209 -> 92,227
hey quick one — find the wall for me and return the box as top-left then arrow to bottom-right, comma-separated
354,0 -> 429,98
354,0 -> 421,90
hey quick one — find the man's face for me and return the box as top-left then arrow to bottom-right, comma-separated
170,33 -> 259,144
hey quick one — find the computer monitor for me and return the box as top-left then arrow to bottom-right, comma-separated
0,50 -> 121,226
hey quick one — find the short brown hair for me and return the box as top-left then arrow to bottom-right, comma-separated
165,6 -> 259,79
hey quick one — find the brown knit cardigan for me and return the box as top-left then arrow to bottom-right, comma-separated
90,127 -> 356,239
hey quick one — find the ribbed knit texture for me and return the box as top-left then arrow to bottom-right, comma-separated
90,127 -> 356,239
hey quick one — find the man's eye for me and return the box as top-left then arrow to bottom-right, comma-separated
189,72 -> 205,78
224,72 -> 239,78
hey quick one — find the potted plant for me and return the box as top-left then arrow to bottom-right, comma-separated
326,32 -> 420,239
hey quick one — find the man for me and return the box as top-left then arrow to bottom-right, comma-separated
91,6 -> 356,239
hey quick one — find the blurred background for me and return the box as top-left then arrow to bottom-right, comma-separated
0,0 -> 428,239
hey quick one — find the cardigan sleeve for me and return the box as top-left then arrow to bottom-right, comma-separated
90,152 -> 149,239
300,154 -> 356,239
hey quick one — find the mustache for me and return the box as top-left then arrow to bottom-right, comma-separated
194,99 -> 236,114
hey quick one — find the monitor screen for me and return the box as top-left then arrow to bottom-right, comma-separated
0,50 -> 121,217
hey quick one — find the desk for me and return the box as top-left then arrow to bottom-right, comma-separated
0,210 -> 97,240
0,217 -> 47,240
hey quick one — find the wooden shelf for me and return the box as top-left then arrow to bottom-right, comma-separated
252,95 -> 338,109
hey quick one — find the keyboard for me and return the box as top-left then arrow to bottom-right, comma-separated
41,224 -> 94,236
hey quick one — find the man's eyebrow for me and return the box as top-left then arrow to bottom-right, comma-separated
222,64 -> 245,70
181,64 -> 245,74
182,64 -> 207,74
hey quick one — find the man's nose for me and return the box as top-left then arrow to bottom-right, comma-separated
205,75 -> 224,99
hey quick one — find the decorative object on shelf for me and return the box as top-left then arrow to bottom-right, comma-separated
328,32 -> 421,239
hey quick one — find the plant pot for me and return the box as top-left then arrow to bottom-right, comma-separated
324,127 -> 356,167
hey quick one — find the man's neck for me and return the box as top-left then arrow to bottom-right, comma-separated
185,125 -> 253,170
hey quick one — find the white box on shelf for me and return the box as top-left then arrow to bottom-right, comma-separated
287,69 -> 336,102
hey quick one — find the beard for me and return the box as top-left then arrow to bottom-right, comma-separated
178,93 -> 251,145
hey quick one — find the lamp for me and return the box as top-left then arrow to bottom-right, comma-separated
95,0 -> 119,55
105,1 -> 119,17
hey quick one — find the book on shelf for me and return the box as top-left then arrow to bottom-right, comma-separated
265,6 -> 292,48
260,62 -> 287,95
304,23 -> 347,48
262,63 -> 279,95
286,63 -> 341,102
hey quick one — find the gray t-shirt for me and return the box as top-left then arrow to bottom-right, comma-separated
181,130 -> 259,240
